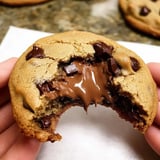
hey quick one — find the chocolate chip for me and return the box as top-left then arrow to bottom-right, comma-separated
151,0 -> 157,2
63,63 -> 78,76
107,58 -> 121,76
93,42 -> 113,61
58,96 -> 74,105
130,57 -> 140,72
114,93 -> 147,124
26,46 -> 45,60
37,115 -> 52,129
139,6 -> 151,16
37,81 -> 53,95
23,101 -> 34,113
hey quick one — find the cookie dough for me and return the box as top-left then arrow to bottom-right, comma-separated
9,31 -> 158,142
119,0 -> 160,38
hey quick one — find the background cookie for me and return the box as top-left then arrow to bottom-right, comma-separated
119,0 -> 160,38
0,0 -> 49,6
9,31 -> 158,142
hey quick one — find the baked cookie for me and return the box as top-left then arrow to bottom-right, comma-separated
9,31 -> 158,142
0,0 -> 49,6
119,0 -> 160,38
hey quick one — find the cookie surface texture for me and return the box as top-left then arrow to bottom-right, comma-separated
0,0 -> 49,5
9,31 -> 158,142
119,0 -> 160,38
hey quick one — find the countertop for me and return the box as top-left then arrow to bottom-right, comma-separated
0,0 -> 160,45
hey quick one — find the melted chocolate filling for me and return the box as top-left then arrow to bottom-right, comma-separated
33,42 -> 147,131
35,115 -> 52,129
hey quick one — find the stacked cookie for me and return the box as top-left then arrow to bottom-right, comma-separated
119,0 -> 160,38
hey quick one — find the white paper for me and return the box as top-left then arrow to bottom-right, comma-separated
0,26 -> 51,62
0,26 -> 159,160
0,26 -> 160,63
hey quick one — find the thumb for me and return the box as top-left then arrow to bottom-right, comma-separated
147,63 -> 160,87
0,58 -> 17,88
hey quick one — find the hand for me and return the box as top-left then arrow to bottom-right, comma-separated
0,58 -> 41,160
145,63 -> 160,156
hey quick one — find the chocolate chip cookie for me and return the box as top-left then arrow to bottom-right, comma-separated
0,0 -> 49,6
119,0 -> 160,38
9,31 -> 158,142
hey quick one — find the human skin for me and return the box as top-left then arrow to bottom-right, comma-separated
0,58 -> 41,160
145,63 -> 160,156
0,58 -> 159,159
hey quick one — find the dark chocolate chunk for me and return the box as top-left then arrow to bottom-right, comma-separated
114,93 -> 147,124
58,96 -> 72,104
63,63 -> 78,76
130,57 -> 140,72
93,42 -> 113,61
151,0 -> 157,2
57,96 -> 78,106
23,101 -> 34,113
37,81 -> 53,95
107,58 -> 121,76
26,46 -> 45,60
139,6 -> 151,16
37,115 -> 52,129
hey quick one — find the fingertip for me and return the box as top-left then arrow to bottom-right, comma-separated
147,63 -> 160,86
21,137 -> 42,159
154,103 -> 160,125
145,126 -> 160,156
22,136 -> 42,154
28,137 -> 42,148
0,57 -> 18,88
2,135 -> 42,160
147,62 -> 160,68
1,57 -> 18,64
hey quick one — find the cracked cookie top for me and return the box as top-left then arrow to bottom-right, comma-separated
9,31 -> 158,142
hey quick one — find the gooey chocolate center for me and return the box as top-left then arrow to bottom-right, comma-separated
42,60 -> 113,111
26,42 -> 147,131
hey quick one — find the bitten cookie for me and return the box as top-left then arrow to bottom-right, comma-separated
119,0 -> 160,38
9,31 -> 158,142
0,0 -> 49,6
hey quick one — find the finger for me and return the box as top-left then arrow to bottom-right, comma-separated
145,125 -> 160,156
158,89 -> 160,101
154,102 -> 160,126
0,123 -> 20,157
0,86 -> 10,107
3,136 -> 41,160
0,103 -> 14,133
0,58 -> 17,88
147,63 -> 160,86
